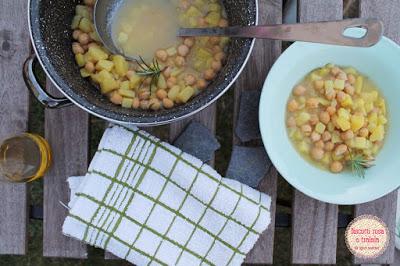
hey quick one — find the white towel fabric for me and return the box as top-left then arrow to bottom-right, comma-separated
62,125 -> 271,266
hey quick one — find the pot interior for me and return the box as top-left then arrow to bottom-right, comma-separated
30,0 -> 257,124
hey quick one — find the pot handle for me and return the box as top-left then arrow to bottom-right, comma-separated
23,54 -> 72,108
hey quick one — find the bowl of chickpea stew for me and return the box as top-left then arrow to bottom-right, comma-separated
26,0 -> 257,125
259,28 -> 400,204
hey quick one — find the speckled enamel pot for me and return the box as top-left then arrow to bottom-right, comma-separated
27,0 -> 258,125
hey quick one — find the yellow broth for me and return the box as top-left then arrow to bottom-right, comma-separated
286,64 -> 387,173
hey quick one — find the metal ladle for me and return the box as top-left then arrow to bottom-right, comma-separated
94,0 -> 383,60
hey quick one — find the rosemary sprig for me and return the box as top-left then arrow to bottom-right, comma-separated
134,56 -> 164,89
347,152 -> 375,178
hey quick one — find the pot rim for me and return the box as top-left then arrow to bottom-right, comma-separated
27,0 -> 259,126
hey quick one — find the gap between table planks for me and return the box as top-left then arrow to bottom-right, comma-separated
0,0 -> 30,255
354,1 -> 400,264
291,0 -> 342,264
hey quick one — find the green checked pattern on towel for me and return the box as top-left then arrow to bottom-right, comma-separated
63,125 -> 271,266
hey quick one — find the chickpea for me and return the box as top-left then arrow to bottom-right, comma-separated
212,45 -> 222,53
315,140 -> 325,149
163,98 -> 174,109
72,30 -> 82,40
219,18 -> 229,27
72,42 -> 84,54
306,98 -> 319,109
287,99 -> 299,112
314,80 -> 324,91
82,44 -> 89,52
311,147 -> 325,161
209,60 -> 222,72
336,91 -> 346,102
319,111 -> 331,124
138,90 -> 150,100
132,97 -> 140,109
175,56 -> 186,66
214,52 -> 226,61
301,124 -> 312,134
167,77 -> 177,88
330,161 -> 344,173
334,144 -> 348,156
156,49 -> 168,62
341,130 -> 354,141
209,37 -> 220,45
163,67 -> 173,79
348,74 -> 356,85
84,62 -> 95,73
331,67 -> 340,75
184,74 -> 196,86
311,132 -> 321,142
88,42 -> 98,49
197,17 -> 207,27
337,72 -> 348,80
140,100 -> 150,110
344,84 -> 355,95
359,127 -> 369,138
196,79 -> 207,89
110,92 -> 123,105
325,141 -> 335,151
322,131 -> 331,142
309,114 -> 319,126
325,89 -> 336,101
177,45 -> 190,57
293,85 -> 306,96
149,98 -> 161,111
180,0 -> 190,10
326,106 -> 336,116
204,69 -> 216,81
287,116 -> 296,127
78,33 -> 90,45
156,89 -> 168,100
184,38 -> 195,48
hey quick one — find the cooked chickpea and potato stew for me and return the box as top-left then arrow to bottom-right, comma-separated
286,64 -> 387,176
71,0 -> 229,111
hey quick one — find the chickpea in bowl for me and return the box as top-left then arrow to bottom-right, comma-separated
286,64 -> 387,176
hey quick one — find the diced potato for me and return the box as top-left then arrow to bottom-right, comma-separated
88,46 -> 108,62
368,122 -> 377,132
71,15 -> 82,30
177,86 -> 195,103
370,125 -> 385,142
351,137 -> 368,149
298,141 -> 310,154
121,98 -> 133,108
338,108 -> 350,120
355,76 -> 364,94
324,80 -> 334,90
186,6 -> 202,17
376,98 -> 386,115
78,17 -> 93,33
368,112 -> 378,125
118,88 -> 135,98
205,12 -> 221,26
341,95 -> 353,108
365,102 -> 374,113
309,72 -> 322,82
315,122 -> 326,134
97,69 -> 113,82
318,67 -> 330,76
295,112 -> 311,126
209,3 -> 221,12
129,73 -> 142,89
89,31 -> 100,42
317,97 -> 330,106
322,153 -> 332,165
166,47 -> 177,56
331,132 -> 341,144
293,130 -> 303,141
96,60 -> 114,72
344,67 -> 357,75
100,78 -> 119,94
336,117 -> 351,131
112,55 -> 128,76
76,5 -> 91,19
362,91 -> 378,103
80,68 -> 91,78
75,54 -> 85,67
351,115 -> 365,132
168,85 -> 181,101
120,81 -> 130,91
378,115 -> 387,125
154,76 -> 166,91
334,79 -> 345,90
170,68 -> 184,77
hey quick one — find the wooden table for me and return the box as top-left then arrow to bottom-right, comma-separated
0,0 -> 399,264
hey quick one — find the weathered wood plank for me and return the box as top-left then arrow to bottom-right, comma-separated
353,1 -> 400,264
0,0 -> 30,255
291,1 -> 342,264
43,83 -> 88,258
230,0 -> 282,264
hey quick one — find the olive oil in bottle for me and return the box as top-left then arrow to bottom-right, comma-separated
0,133 -> 51,183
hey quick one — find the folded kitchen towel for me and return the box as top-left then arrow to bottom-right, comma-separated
62,125 -> 271,266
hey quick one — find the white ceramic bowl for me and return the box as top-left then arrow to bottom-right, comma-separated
259,29 -> 400,204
